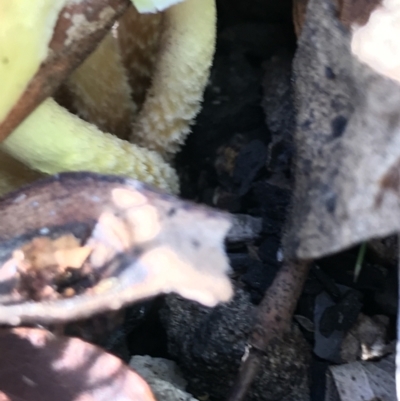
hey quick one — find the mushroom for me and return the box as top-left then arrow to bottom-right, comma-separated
0,0 -> 67,125
0,0 -> 216,194
2,98 -> 179,193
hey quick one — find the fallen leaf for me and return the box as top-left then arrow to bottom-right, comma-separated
0,327 -> 156,401
283,0 -> 400,259
326,352 -> 396,401
0,172 -> 233,325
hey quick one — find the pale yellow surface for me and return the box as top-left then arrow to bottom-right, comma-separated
0,0 -> 67,124
0,0 -> 216,197
68,32 -> 136,140
1,99 -> 179,193
131,0 -> 216,157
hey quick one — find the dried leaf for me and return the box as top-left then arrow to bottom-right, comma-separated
326,352 -> 396,401
283,0 -> 400,259
0,327 -> 156,401
0,172 -> 232,325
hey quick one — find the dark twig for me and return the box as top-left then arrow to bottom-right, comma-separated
226,258 -> 311,401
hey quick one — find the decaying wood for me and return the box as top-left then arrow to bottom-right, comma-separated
226,259 -> 311,401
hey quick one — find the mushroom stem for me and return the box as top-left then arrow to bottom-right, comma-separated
131,0 -> 216,157
67,32 -> 136,140
1,98 -> 179,193
0,0 -> 67,125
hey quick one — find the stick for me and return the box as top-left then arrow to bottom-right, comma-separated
226,259 -> 311,401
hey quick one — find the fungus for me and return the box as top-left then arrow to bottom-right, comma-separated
0,0 -> 216,194
0,0 -> 67,124
2,98 -> 179,193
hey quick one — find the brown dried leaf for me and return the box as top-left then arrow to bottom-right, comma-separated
0,327 -> 156,401
0,172 -> 233,325
117,5 -> 162,110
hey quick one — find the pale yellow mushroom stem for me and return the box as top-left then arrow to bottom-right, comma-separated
131,0 -> 216,157
0,0 -> 67,124
65,6 -> 163,138
0,0 -> 216,197
66,32 -> 136,140
1,99 -> 179,193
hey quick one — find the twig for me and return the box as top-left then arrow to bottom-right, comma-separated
226,258 -> 311,401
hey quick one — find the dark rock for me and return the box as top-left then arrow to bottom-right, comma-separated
241,258 -> 278,303
314,286 -> 362,362
161,289 -> 310,401
227,252 -> 278,303
319,289 -> 362,337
